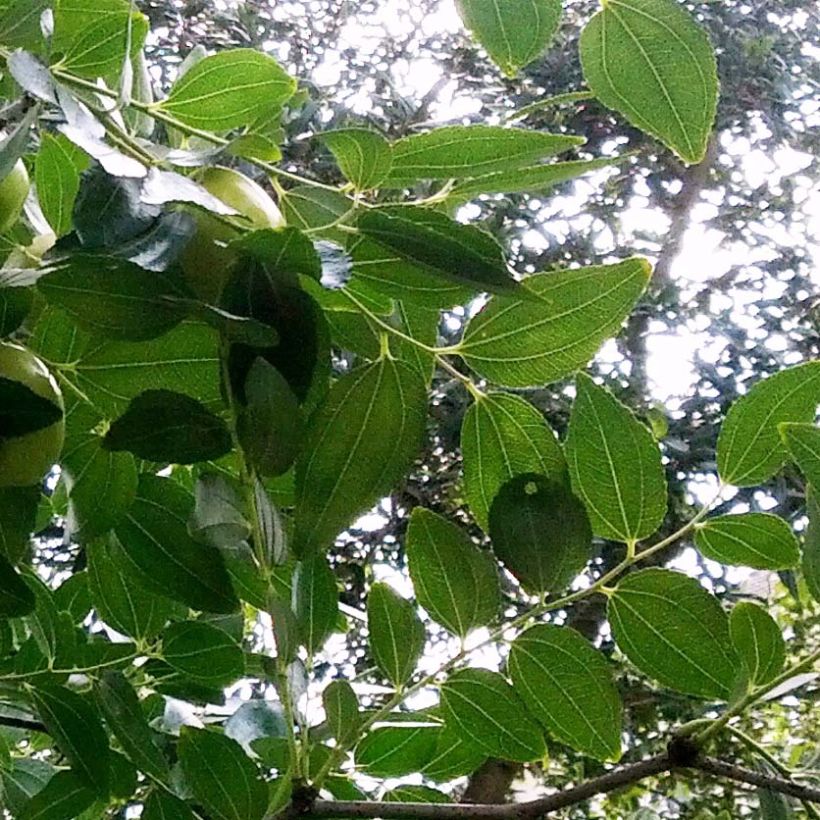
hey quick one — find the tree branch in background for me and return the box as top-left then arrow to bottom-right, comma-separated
695,757 -> 820,804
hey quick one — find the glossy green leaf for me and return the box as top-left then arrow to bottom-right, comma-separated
179,728 -> 268,820
158,49 -> 296,131
72,322 -> 222,417
0,0 -> 49,48
357,207 -> 520,296
94,671 -> 169,781
62,433 -> 138,541
461,392 -> 565,531
694,513 -> 800,570
356,725 -> 438,777
451,156 -> 626,198
319,129 -> 393,190
367,582 -> 425,688
280,186 -> 353,244
0,553 -> 36,618
579,0 -> 718,163
608,568 -> 738,699
86,539 -> 175,639
779,423 -> 820,488
38,258 -> 190,342
421,728 -> 486,781
348,237 -> 473,310
565,374 -> 667,543
455,0 -> 562,76
294,357 -> 426,556
717,361 -> 820,487
406,507 -> 500,637
461,258 -> 652,387
729,602 -> 785,687
114,474 -> 239,613
509,624 -> 622,761
18,770 -> 96,820
440,668 -> 545,762
142,789 -> 194,820
0,486 -> 38,564
386,126 -> 581,184
803,485 -> 820,604
488,473 -> 591,595
293,556 -> 339,654
161,621 -> 244,685
323,680 -> 360,746
29,685 -> 110,795
35,134 -> 87,237
238,359 -> 303,477
102,389 -> 231,464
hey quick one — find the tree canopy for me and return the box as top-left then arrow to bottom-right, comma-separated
0,1 -> 817,819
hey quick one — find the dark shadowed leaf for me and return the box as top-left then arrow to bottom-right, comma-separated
509,624 -> 622,761
142,790 -> 194,820
608,568 -> 738,700
406,507 -> 500,637
162,621 -> 244,685
17,770 -> 96,820
103,389 -> 231,464
0,486 -> 39,564
0,554 -> 36,618
0,378 -> 62,438
293,556 -> 339,654
804,486 -> 820,604
367,582 -> 425,688
489,473 -> 591,595
440,669 -> 545,762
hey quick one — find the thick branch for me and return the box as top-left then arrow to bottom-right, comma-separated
694,757 -> 820,804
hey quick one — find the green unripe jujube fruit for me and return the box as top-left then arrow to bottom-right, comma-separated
0,160 -> 30,235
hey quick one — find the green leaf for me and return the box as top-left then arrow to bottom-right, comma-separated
451,156 -> 627,198
509,624 -> 622,761
608,568 -> 739,699
779,423 -> 820,488
0,286 -> 33,338
717,359 -> 820,487
0,759 -> 56,815
440,668 -> 545,762
383,785 -> 449,804
694,513 -> 800,570
280,186 -> 353,244
0,0 -> 49,48
579,0 -> 718,163
729,602 -> 785,687
804,485 -> 820,604
461,258 -> 652,387
86,539 -> 175,639
94,671 -> 169,781
421,728 -> 486,781
355,725 -> 438,777
319,129 -> 393,190
367,582 -> 425,688
158,49 -> 296,131
35,134 -> 87,238
18,770 -> 96,820
142,790 -> 194,820
455,0 -> 562,76
102,389 -> 231,464
189,472 -> 250,550
179,728 -> 268,820
231,227 -> 321,281
161,621 -> 244,685
461,392 -> 566,532
114,474 -> 239,613
53,571 -> 92,624
294,357 -> 426,556
565,373 -> 667,543
406,507 -> 500,638
62,433 -> 138,541
0,553 -> 36,618
238,359 -> 303,477
38,257 -> 191,342
322,680 -> 360,746
357,207 -> 520,296
386,126 -> 581,184
72,322 -> 222,417
58,6 -> 148,79
488,473 -> 591,595
293,556 -> 339,654
0,486 -> 38,563
28,685 -> 110,795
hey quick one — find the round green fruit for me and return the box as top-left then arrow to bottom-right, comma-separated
0,343 -> 64,487
0,160 -> 30,235
181,166 -> 284,304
